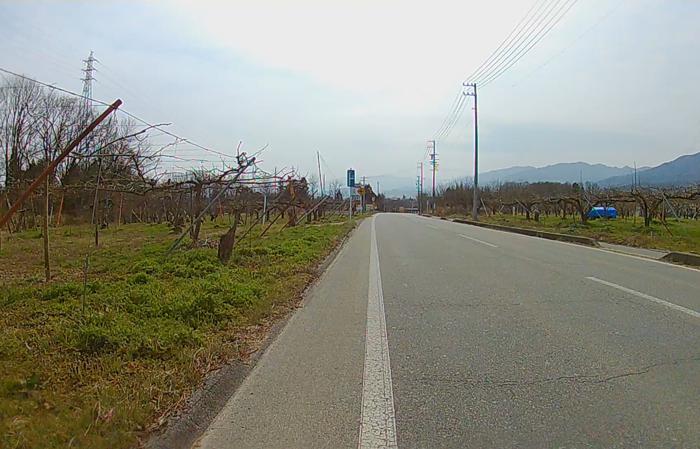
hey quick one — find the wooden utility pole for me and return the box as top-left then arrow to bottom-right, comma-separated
0,99 -> 122,229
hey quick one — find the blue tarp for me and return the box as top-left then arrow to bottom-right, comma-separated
588,206 -> 618,219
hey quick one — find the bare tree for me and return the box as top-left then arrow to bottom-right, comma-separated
0,75 -> 41,190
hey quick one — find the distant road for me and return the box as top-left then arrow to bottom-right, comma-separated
197,213 -> 700,449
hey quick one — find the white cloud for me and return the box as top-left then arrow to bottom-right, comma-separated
4,0 -> 698,183
166,0 -> 534,112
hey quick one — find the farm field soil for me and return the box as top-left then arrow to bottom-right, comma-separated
0,217 -> 356,448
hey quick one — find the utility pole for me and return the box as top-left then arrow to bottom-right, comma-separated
417,161 -> 423,214
360,175 -> 367,212
464,83 -> 479,220
419,162 -> 424,214
316,151 -> 323,196
428,140 -> 437,213
416,162 -> 422,214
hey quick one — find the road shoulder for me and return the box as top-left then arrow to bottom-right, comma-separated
193,218 -> 372,449
147,220 -> 363,449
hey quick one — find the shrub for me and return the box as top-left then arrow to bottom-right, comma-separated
128,272 -> 153,285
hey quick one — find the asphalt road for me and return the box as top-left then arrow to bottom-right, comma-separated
196,213 -> 700,449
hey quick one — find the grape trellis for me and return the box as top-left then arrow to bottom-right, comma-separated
0,73 -> 357,280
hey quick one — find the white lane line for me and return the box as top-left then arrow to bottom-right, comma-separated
457,233 -> 498,248
427,224 -> 440,230
437,217 -> 699,273
586,276 -> 700,319
359,217 -> 398,449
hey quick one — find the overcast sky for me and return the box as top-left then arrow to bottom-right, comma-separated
1,0 -> 699,188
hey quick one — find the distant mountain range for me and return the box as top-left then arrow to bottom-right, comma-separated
456,151 -> 700,188
598,152 -> 700,187
374,151 -> 700,198
478,162 -> 646,185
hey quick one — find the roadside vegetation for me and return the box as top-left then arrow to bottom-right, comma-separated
473,213 -> 700,254
421,179 -> 700,254
0,217 -> 355,448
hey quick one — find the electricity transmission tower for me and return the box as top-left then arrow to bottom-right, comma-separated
81,51 -> 97,111
81,51 -> 101,225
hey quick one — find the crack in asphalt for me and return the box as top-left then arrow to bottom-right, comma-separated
416,356 -> 700,388
594,357 -> 700,383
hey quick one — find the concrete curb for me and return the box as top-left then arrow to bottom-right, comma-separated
146,220 -> 360,449
450,218 -> 600,247
661,251 -> 700,267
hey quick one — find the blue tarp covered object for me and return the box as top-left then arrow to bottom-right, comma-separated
588,206 -> 618,219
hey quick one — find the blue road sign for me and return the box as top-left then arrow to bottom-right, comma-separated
347,169 -> 356,187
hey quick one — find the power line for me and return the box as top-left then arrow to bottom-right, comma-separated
428,0 -> 579,167
466,0 -> 550,83
0,66 -> 240,162
510,0 -> 625,87
437,94 -> 470,141
471,0 -> 565,84
430,0 -> 572,148
435,92 -> 467,141
478,0 -> 579,86
318,153 -> 340,183
432,87 -> 464,140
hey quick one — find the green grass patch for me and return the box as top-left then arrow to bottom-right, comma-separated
0,216 -> 356,448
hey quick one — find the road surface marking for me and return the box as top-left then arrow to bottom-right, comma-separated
359,217 -> 398,449
586,276 -> 700,319
458,233 -> 498,248
427,224 -> 440,230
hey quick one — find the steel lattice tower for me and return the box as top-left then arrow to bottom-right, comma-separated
81,51 -> 97,115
